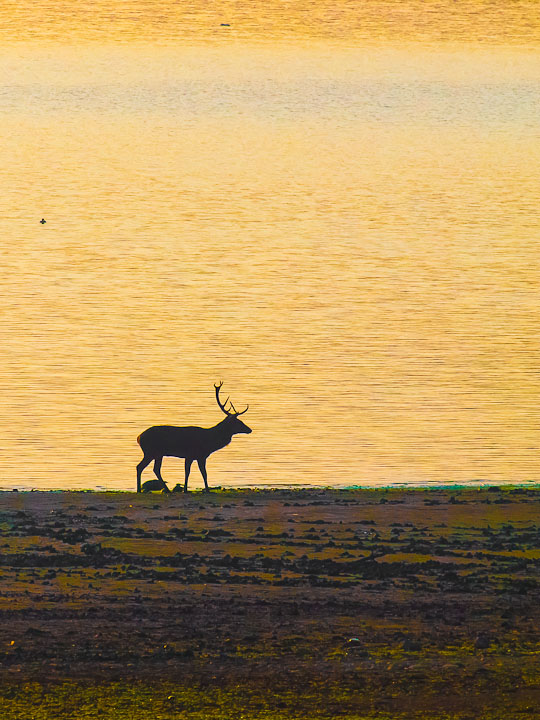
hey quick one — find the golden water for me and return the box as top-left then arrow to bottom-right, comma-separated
0,2 -> 539,489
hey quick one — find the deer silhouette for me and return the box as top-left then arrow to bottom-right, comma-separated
136,382 -> 251,493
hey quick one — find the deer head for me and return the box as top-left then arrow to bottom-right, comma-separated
214,381 -> 251,434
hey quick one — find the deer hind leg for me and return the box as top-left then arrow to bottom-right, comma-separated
184,458 -> 193,493
153,456 -> 170,493
136,455 -> 153,493
197,458 -> 210,492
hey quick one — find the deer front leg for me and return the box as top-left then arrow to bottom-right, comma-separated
184,458 -> 193,493
197,458 -> 210,492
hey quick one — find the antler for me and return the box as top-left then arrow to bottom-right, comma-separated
234,402 -> 249,416
214,382 -> 249,417
214,381 -> 232,415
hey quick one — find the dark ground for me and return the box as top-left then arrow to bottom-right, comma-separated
0,486 -> 539,718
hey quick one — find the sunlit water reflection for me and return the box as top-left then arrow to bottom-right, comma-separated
0,4 -> 539,489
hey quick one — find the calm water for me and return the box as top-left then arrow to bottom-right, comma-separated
0,2 -> 539,489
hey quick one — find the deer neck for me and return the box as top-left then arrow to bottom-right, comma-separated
207,418 -> 235,452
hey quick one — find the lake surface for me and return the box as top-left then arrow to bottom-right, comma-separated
0,2 -> 539,489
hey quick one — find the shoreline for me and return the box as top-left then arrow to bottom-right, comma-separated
1,486 -> 539,718
1,480 -> 538,494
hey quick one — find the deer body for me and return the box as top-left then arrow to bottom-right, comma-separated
136,384 -> 251,493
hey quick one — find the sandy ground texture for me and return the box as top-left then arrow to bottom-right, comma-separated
0,486 -> 539,719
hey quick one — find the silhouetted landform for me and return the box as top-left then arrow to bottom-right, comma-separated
136,382 -> 251,493
0,486 -> 539,719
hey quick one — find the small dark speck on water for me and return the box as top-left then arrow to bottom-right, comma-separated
220,23 -> 230,26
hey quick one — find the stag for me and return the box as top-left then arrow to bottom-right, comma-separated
136,383 -> 251,493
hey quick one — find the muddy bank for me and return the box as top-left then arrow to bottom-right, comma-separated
0,487 -> 539,718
